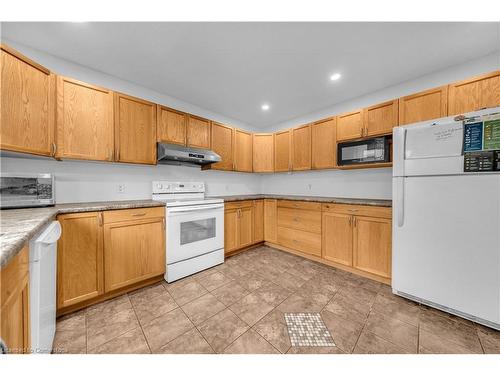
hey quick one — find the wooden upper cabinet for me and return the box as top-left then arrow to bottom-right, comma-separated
292,124 -> 312,171
186,115 -> 210,149
57,212 -> 104,309
364,99 -> 399,137
210,122 -> 234,171
399,86 -> 448,125
448,70 -> 500,115
253,133 -> 274,173
234,129 -> 253,172
274,129 -> 291,172
56,76 -> 114,161
311,117 -> 336,169
1,44 -> 55,156
157,105 -> 186,145
114,92 -> 157,164
336,110 -> 364,141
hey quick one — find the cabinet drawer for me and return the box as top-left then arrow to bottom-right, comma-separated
1,245 -> 29,309
225,200 -> 254,210
277,227 -> 321,257
277,207 -> 321,233
277,200 -> 321,211
322,203 -> 391,219
103,207 -> 165,224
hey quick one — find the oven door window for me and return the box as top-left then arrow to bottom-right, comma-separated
180,218 -> 216,245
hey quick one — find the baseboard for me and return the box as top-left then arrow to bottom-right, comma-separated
264,241 -> 391,285
224,242 -> 265,258
56,275 -> 164,317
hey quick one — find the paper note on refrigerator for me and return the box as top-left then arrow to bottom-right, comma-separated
405,121 -> 464,159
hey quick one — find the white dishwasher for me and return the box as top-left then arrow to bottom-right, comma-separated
29,221 -> 61,354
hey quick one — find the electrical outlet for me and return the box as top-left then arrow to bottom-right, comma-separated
308,184 -> 312,190
117,184 -> 126,193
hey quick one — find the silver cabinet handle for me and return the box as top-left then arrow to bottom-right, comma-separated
52,142 -> 57,156
131,212 -> 147,217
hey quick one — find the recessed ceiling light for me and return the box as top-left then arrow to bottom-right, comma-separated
261,104 -> 270,111
330,73 -> 342,81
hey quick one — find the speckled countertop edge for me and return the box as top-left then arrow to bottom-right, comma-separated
0,200 -> 165,268
210,194 -> 392,207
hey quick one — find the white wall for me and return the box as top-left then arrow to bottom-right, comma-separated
258,52 -> 500,199
0,155 -> 261,203
259,168 -> 392,199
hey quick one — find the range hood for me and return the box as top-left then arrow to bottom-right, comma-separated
157,143 -> 221,167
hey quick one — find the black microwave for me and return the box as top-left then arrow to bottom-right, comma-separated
337,137 -> 390,166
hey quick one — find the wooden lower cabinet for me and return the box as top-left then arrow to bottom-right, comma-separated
57,207 -> 165,312
264,199 -> 277,243
103,215 -> 165,292
0,245 -> 30,354
321,203 -> 392,282
224,200 -> 256,255
253,200 -> 264,243
353,216 -> 392,279
224,208 -> 239,254
322,212 -> 353,266
57,212 -> 104,309
277,201 -> 321,257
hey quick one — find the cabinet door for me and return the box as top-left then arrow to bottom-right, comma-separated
336,110 -> 363,141
56,76 -> 114,161
0,245 -> 30,354
114,92 -> 156,164
1,44 -> 55,156
224,208 -> 239,254
253,133 -> 274,172
264,199 -> 277,243
210,122 -> 234,171
274,129 -> 291,172
157,105 -> 186,145
239,206 -> 253,248
353,216 -> 392,279
187,115 -> 210,149
234,129 -> 253,172
364,99 -> 399,137
57,212 -> 103,308
448,71 -> 500,115
104,218 -> 165,292
292,124 -> 312,171
322,212 -> 353,266
399,86 -> 448,125
311,118 -> 336,169
253,200 -> 264,243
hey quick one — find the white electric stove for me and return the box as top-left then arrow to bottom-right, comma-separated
152,181 -> 224,282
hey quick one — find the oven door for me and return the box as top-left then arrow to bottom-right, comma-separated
166,203 -> 224,264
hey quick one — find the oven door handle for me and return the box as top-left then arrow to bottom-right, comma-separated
167,204 -> 224,213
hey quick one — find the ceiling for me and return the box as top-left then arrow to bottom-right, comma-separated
2,22 -> 499,128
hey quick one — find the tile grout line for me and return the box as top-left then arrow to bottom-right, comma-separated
131,291 -> 154,354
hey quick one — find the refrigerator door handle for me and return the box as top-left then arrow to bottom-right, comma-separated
396,178 -> 405,227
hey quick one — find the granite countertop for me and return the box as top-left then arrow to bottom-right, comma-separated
0,200 -> 165,268
211,194 -> 392,207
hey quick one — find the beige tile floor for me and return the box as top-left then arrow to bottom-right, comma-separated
53,246 -> 500,354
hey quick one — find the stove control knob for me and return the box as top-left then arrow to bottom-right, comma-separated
156,183 -> 163,190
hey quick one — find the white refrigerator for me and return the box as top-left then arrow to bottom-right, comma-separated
392,107 -> 500,330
